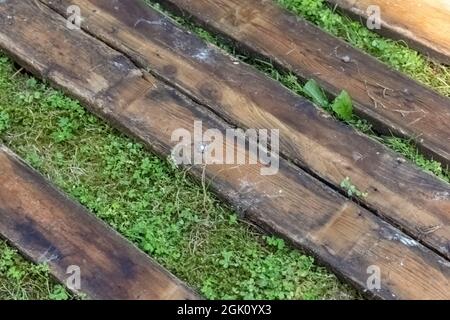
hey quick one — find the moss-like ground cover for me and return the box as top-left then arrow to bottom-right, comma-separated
147,0 -> 449,183
3,0 -> 450,300
0,54 -> 355,300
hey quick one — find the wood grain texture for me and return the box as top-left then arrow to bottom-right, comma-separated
103,75 -> 450,300
153,0 -> 450,168
39,0 -> 450,261
327,0 -> 450,65
2,0 -> 450,299
0,1 -> 198,300
0,146 -> 198,300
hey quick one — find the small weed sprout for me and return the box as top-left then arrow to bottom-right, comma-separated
340,177 -> 368,199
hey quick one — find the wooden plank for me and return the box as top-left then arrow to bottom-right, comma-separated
38,0 -> 450,261
327,0 -> 450,65
152,0 -> 450,167
2,0 -> 450,299
0,146 -> 198,300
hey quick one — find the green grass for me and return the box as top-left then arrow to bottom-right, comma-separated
147,0 -> 449,184
0,54 -> 356,299
276,0 -> 450,182
277,0 -> 450,98
0,241 -> 70,300
3,0 -> 447,300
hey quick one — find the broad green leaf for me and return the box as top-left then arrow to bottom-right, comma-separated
332,90 -> 353,121
303,79 -> 329,107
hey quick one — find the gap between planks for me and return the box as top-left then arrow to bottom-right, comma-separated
0,145 -> 199,300
155,0 -> 450,167
36,0 -> 450,262
1,0 -> 449,299
326,0 -> 450,65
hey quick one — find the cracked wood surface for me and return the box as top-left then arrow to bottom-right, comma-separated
37,0 -> 450,262
1,0 -> 449,299
155,0 -> 450,167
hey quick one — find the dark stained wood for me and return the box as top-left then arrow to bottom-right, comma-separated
38,0 -> 450,261
153,0 -> 450,167
327,0 -> 450,65
103,75 -> 450,300
2,0 -> 450,299
0,146 -> 198,300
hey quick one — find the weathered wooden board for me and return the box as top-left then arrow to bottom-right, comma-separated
327,0 -> 450,65
39,0 -> 450,261
2,0 -> 450,299
153,0 -> 450,167
0,146 -> 198,300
